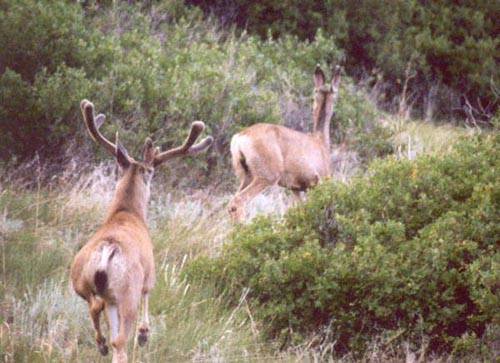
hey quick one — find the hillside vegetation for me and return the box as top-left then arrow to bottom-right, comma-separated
188,135 -> 499,357
0,0 -> 383,169
190,0 -> 499,122
1,123 -> 497,362
0,1 -> 498,362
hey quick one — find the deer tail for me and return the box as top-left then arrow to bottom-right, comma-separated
94,242 -> 119,295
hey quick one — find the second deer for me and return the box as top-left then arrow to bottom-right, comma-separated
228,65 -> 341,221
71,100 -> 212,363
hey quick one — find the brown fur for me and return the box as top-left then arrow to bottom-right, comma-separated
228,66 -> 341,221
71,100 -> 212,363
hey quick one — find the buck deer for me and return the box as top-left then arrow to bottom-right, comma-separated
228,65 -> 341,221
71,100 -> 213,363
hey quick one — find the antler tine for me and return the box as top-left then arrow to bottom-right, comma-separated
153,121 -> 212,166
187,135 -> 214,155
80,99 -> 116,156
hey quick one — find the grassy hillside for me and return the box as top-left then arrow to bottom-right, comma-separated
0,1 -> 498,362
1,120 -> 497,362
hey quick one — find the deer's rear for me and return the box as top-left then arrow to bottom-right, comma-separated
228,65 -> 341,221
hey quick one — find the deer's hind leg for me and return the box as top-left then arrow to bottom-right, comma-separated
232,149 -> 252,193
137,292 -> 150,346
228,177 -> 274,222
88,294 -> 108,356
229,142 -> 282,222
110,284 -> 141,363
237,173 -> 252,192
229,152 -> 253,221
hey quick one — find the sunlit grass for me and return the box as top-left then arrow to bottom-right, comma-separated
389,117 -> 477,159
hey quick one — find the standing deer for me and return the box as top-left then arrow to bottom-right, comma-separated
228,65 -> 341,221
71,100 -> 213,363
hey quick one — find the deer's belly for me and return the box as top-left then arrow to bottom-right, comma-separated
278,148 -> 329,190
279,166 -> 326,191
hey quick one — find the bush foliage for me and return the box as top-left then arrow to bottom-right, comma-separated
190,0 -> 499,121
186,135 -> 499,355
0,0 -> 385,168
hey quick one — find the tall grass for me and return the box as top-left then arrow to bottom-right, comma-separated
0,161 -> 293,362
389,117 -> 477,159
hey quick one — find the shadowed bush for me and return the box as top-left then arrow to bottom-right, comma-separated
189,0 -> 498,122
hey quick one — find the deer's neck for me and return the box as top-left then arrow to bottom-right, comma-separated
312,104 -> 331,150
313,124 -> 330,150
107,171 -> 149,223
313,120 -> 331,151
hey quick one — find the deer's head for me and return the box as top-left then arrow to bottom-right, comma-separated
80,100 -> 213,213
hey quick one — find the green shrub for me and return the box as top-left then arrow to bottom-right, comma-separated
186,135 -> 499,355
0,69 -> 38,160
0,1 -> 384,171
0,0 -> 110,160
0,0 -> 94,81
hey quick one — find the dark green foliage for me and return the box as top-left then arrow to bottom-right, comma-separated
349,119 -> 394,163
0,0 -> 382,168
0,0 -> 96,82
186,135 -> 499,355
189,0 -> 499,121
0,0 -> 108,160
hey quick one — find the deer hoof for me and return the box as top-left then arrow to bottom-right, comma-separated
98,343 -> 109,356
138,328 -> 149,347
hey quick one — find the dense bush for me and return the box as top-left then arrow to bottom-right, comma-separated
0,0 -> 110,161
0,0 -> 384,170
189,0 -> 499,122
186,135 -> 499,355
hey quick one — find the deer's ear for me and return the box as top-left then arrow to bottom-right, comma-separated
314,65 -> 325,88
331,65 -> 341,90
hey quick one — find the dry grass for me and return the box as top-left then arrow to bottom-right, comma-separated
388,117 -> 478,159
0,161 -> 292,362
